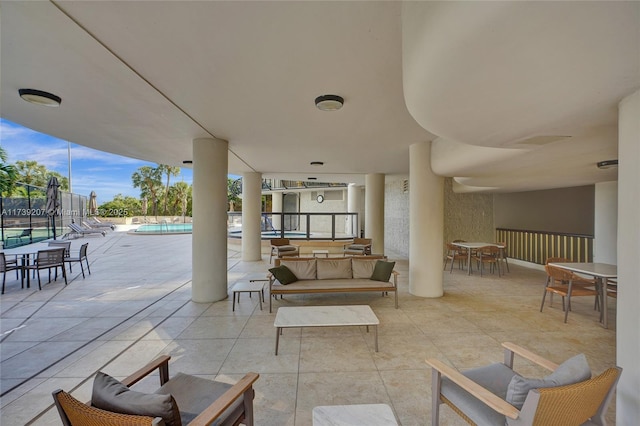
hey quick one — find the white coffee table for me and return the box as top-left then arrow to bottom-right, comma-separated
312,249 -> 330,258
312,404 -> 398,425
232,280 -> 268,311
274,305 -> 379,355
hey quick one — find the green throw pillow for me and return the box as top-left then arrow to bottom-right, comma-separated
269,265 -> 298,285
370,260 -> 395,282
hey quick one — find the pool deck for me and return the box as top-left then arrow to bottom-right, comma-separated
0,228 -> 617,425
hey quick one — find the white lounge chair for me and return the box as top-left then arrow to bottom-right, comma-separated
68,222 -> 106,238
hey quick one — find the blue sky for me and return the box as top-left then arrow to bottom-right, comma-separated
0,118 -> 193,205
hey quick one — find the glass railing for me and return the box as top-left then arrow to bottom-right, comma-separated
228,212 -> 359,240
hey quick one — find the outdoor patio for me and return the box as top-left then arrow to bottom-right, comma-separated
0,229 -> 617,425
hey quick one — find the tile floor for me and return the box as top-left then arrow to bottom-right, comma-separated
0,230 -> 617,425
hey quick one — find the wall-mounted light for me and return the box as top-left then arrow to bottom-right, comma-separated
597,160 -> 618,169
314,95 -> 343,111
310,161 -> 324,166
19,88 -> 61,107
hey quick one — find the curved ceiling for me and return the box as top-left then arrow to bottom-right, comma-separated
1,1 -> 638,193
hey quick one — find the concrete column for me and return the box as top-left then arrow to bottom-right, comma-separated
365,174 -> 385,254
347,183 -> 358,236
594,182 -> 618,264
272,192 -> 283,232
192,137 -> 228,303
616,89 -> 640,424
409,141 -> 444,297
242,172 -> 262,261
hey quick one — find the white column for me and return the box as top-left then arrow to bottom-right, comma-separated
365,174 -> 385,254
192,137 -> 228,303
594,182 -> 618,264
347,183 -> 358,236
616,89 -> 640,424
242,172 -> 262,261
409,141 -> 444,297
272,192 -> 283,232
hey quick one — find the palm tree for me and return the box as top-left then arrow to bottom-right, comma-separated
169,181 -> 191,220
132,166 -> 163,218
0,146 -> 18,194
158,165 -> 181,215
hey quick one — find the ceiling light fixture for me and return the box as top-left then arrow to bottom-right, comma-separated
314,94 -> 343,111
307,177 -> 317,180
18,88 -> 62,107
182,160 -> 193,164
310,161 -> 324,166
597,160 -> 618,169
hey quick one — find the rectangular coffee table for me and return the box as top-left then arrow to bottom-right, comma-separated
274,305 -> 379,355
312,404 -> 398,425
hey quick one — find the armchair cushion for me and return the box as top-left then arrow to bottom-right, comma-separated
506,353 -> 591,409
370,260 -> 395,282
276,245 -> 297,252
92,371 -> 181,426
268,265 -> 298,285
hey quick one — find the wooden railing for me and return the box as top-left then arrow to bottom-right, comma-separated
496,228 -> 593,265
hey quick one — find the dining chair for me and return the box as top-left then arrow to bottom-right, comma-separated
496,241 -> 510,272
64,243 -> 90,278
1,252 -> 21,294
540,264 -> 599,323
443,243 -> 466,273
23,248 -> 67,290
472,245 -> 501,277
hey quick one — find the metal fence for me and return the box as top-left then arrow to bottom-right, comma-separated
1,182 -> 87,248
496,228 -> 593,264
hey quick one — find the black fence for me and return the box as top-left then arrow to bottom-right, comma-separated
1,182 -> 88,248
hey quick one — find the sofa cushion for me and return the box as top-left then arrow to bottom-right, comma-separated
352,259 -> 379,279
371,260 -> 395,282
269,265 -> 298,285
281,259 -> 317,280
317,258 -> 353,279
91,371 -> 181,426
506,353 -> 591,409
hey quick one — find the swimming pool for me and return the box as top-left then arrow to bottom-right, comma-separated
228,230 -> 309,239
134,223 -> 192,234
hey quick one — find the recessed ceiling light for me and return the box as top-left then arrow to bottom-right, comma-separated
597,160 -> 618,169
314,95 -> 343,111
310,161 -> 324,166
18,88 -> 61,107
182,160 -> 193,164
308,177 -> 317,180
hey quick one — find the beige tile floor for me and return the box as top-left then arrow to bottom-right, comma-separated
0,230 -> 617,425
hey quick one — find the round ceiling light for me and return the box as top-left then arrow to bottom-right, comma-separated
314,94 -> 343,111
310,161 -> 324,166
19,88 -> 62,107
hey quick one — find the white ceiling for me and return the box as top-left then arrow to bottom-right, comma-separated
1,1 -> 638,192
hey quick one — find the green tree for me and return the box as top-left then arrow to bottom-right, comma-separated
158,164 -> 181,215
168,181 -> 191,219
0,146 -> 18,194
14,160 -> 69,190
97,194 -> 141,217
228,178 -> 241,211
132,166 -> 163,218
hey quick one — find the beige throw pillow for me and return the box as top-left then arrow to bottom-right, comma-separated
280,259 -> 317,280
317,258 -> 353,279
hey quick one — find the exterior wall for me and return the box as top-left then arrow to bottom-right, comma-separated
444,178 -> 494,246
298,189 -> 348,234
385,175 -> 410,258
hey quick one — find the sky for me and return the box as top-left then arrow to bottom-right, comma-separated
0,118 -> 193,205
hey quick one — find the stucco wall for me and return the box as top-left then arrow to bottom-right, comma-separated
385,175 -> 410,258
444,178 -> 495,245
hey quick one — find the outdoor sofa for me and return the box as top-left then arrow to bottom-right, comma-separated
268,256 -> 398,312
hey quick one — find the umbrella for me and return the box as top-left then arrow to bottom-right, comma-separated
46,177 -> 61,238
89,191 -> 98,216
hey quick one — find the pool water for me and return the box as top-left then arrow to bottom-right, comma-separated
135,223 -> 192,233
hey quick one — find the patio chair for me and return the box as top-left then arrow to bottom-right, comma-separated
443,243 -> 466,273
1,252 -> 21,294
64,243 -> 91,278
85,218 -> 115,229
427,341 -> 621,426
343,238 -> 372,256
269,238 -> 299,263
52,355 -> 259,426
6,228 -> 32,244
23,247 -> 67,290
541,264 -> 599,323
48,240 -> 71,258
471,245 -> 501,277
68,222 -> 107,237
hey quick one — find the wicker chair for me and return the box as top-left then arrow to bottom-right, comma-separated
427,342 -> 621,426
541,264 -> 600,323
53,355 -> 259,426
471,245 -> 502,277
443,243 -> 467,273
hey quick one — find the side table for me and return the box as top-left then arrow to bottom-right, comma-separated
312,249 -> 329,258
232,279 -> 268,311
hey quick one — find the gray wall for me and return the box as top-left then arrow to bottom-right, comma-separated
494,185 -> 595,235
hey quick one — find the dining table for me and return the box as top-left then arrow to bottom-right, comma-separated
451,242 -> 505,275
548,262 -> 617,329
2,242 -> 62,288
